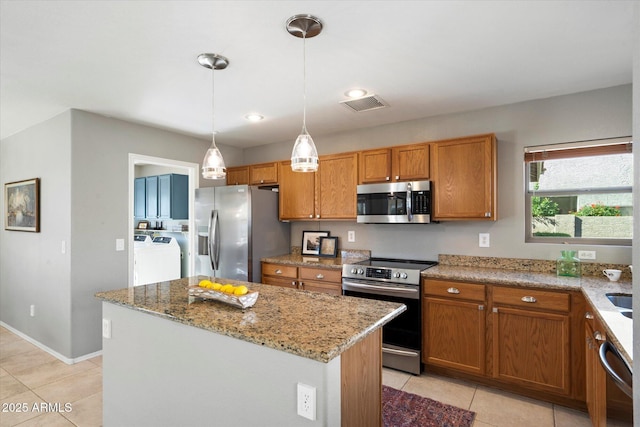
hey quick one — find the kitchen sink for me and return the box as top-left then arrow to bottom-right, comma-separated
606,293 -> 632,318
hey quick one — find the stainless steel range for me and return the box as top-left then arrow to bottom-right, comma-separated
342,257 -> 437,375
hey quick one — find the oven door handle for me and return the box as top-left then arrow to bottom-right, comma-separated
342,279 -> 419,298
382,346 -> 419,357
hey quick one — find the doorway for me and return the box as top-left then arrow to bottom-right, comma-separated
128,154 -> 199,287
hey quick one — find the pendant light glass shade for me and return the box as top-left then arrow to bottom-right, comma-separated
198,53 -> 228,180
287,14 -> 322,173
291,125 -> 318,172
202,136 -> 226,179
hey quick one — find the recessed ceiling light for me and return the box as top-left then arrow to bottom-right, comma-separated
244,113 -> 264,122
345,88 -> 367,98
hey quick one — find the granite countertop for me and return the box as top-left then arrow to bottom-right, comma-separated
96,277 -> 405,363
261,249 -> 369,270
423,263 -> 633,365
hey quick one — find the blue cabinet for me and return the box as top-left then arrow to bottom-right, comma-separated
134,174 -> 188,220
134,178 -> 146,218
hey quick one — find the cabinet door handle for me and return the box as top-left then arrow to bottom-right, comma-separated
447,287 -> 460,294
478,305 -> 484,311
594,331 -> 605,342
316,214 -> 320,218
309,214 -> 313,218
386,177 -> 390,181
585,312 -> 594,319
275,269 -> 282,274
260,179 -> 264,184
485,212 -> 491,217
316,274 -> 324,279
291,281 -> 297,287
521,296 -> 537,303
395,176 -> 399,180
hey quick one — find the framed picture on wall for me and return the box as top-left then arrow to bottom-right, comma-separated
301,230 -> 330,255
5,178 -> 40,232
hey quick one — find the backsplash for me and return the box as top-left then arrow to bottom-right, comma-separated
438,254 -> 632,280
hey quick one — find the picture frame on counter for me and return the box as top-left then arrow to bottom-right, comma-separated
301,230 -> 330,255
318,237 -> 338,258
137,220 -> 150,230
4,178 -> 40,232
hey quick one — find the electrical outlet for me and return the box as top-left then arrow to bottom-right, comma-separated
479,233 -> 490,248
347,230 -> 355,243
30,305 -> 35,317
102,319 -> 112,339
297,383 -> 316,421
578,250 -> 596,260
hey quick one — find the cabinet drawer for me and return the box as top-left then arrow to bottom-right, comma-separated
299,267 -> 342,283
424,279 -> 485,302
493,287 -> 570,312
262,275 -> 298,289
262,263 -> 297,279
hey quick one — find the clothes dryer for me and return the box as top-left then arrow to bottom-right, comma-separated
134,236 -> 181,286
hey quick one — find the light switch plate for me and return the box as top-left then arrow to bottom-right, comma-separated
116,238 -> 125,251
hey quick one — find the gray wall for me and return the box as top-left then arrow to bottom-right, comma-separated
245,84 -> 633,264
0,109 -> 242,359
631,1 -> 639,417
0,111 -> 73,357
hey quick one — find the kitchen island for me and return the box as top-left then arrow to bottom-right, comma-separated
96,277 -> 405,427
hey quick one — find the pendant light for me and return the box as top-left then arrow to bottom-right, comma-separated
198,53 -> 229,180
286,14 -> 323,172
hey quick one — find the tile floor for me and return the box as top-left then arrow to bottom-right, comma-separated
0,325 -> 631,427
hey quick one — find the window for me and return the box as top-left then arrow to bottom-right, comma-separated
524,137 -> 633,245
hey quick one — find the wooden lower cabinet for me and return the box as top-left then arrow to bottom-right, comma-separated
585,309 -> 607,426
423,279 -> 586,407
492,305 -> 570,395
261,262 -> 342,296
423,280 -> 486,375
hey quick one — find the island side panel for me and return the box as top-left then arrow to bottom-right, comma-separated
341,327 -> 382,427
102,302 -> 341,426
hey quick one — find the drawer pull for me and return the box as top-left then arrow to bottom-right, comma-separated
521,296 -> 537,303
594,331 -> 605,342
275,269 -> 282,274
447,287 -> 460,294
316,274 -> 324,279
585,312 -> 594,319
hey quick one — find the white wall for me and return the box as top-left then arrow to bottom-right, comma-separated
245,84 -> 633,264
0,109 -> 242,359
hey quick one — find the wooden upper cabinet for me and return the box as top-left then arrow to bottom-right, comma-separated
317,152 -> 358,220
431,133 -> 497,221
249,162 -> 278,186
226,166 -> 249,186
392,143 -> 430,181
278,161 -> 317,220
359,149 -> 392,183
358,143 -> 429,184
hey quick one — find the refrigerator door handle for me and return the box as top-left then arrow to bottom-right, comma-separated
209,210 -> 220,271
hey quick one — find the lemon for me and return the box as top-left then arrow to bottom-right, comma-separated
233,286 -> 248,296
211,283 -> 222,291
220,284 -> 235,294
199,279 -> 212,288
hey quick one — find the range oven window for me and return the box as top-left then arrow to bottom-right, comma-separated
343,289 -> 421,351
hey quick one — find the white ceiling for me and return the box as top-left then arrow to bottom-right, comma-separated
0,1 -> 635,147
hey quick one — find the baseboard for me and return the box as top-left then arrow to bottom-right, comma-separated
0,321 -> 102,365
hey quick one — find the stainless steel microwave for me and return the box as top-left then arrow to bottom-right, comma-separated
356,181 -> 431,223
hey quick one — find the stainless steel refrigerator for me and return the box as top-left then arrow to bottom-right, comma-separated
195,185 -> 290,282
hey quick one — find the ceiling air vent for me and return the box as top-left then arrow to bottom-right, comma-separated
339,94 -> 389,112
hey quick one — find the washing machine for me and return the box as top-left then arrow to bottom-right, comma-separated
133,235 -> 181,286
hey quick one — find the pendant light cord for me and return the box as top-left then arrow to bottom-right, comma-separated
211,66 -> 217,147
302,31 -> 307,132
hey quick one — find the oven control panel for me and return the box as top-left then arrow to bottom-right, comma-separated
344,265 -> 420,285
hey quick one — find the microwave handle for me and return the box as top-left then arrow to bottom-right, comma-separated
407,182 -> 413,222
